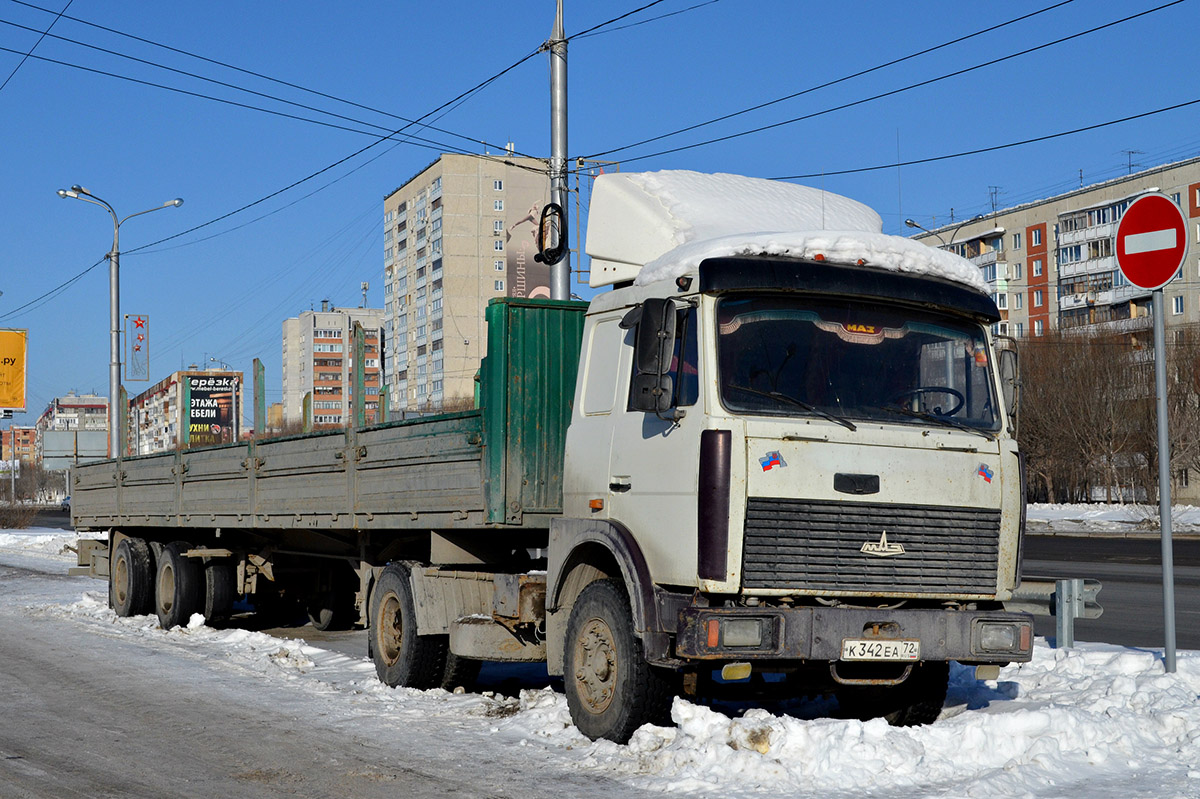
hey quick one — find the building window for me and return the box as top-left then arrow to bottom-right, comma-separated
493,179 -> 503,191
495,280 -> 505,292
1015,322 -> 1025,337
1012,262 -> 1022,280
493,219 -> 504,234
1033,319 -> 1044,336
494,240 -> 504,251
1032,259 -> 1043,277
1172,192 -> 1182,207
1033,289 -> 1043,307
1012,232 -> 1022,250
1014,293 -> 1023,310
993,292 -> 1007,310
1031,228 -> 1042,247
494,260 -> 504,272
494,200 -> 503,212
1173,295 -> 1184,315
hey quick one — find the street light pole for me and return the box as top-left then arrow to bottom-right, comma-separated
57,186 -> 183,458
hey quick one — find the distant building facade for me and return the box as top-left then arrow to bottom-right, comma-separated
128,369 -> 244,455
381,153 -> 551,413
281,303 -> 384,429
1,426 -> 36,463
910,155 -> 1200,339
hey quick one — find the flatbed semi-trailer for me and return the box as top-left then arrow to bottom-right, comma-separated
74,171 -> 1034,743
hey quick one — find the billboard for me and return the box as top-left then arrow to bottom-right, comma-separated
41,430 -> 108,471
0,328 -> 27,411
185,374 -> 239,447
503,167 -> 554,300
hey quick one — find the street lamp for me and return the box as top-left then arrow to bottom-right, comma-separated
905,215 -> 986,247
57,186 -> 183,458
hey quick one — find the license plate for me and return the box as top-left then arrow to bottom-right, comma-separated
840,638 -> 920,661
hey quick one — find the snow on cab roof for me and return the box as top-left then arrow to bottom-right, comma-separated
585,170 -> 986,293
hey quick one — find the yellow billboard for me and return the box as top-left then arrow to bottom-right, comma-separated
0,329 -> 28,411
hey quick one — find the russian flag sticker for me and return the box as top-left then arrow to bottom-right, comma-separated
760,451 -> 787,471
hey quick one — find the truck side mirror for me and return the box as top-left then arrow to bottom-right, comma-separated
998,346 -> 1019,419
623,298 -> 683,418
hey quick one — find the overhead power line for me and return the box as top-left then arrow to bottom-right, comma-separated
566,0 -> 670,40
771,97 -> 1200,180
586,0 -> 1185,166
571,0 -> 720,39
0,0 -> 69,92
582,0 -> 1074,159
8,0 -> 533,158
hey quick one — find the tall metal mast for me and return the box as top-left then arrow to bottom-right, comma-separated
548,0 -> 570,300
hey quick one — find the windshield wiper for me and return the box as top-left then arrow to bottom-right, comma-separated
727,384 -> 856,431
878,404 -> 994,440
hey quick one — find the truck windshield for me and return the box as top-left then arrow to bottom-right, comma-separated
716,295 -> 1000,431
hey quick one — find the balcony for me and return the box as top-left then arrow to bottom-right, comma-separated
1058,222 -> 1114,247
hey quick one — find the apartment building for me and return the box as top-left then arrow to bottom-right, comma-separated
282,303 -> 385,429
910,155 -> 1200,339
382,153 -> 551,413
1,426 -> 36,463
128,368 -> 244,454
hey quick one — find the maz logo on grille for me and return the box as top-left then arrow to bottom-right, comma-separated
860,530 -> 905,557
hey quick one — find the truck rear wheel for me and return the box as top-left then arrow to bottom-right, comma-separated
204,560 -> 237,623
837,661 -> 950,726
369,563 -> 448,689
156,541 -> 203,629
564,579 -> 674,743
111,537 -> 155,617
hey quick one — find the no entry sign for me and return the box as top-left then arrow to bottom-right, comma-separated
1115,192 -> 1189,290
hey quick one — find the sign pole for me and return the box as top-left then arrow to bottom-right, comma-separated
1114,192 -> 1186,674
1151,290 -> 1177,672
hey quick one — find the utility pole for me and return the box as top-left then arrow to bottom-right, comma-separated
1122,150 -> 1144,175
548,0 -> 570,300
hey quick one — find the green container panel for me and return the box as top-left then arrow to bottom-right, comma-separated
480,297 -> 588,524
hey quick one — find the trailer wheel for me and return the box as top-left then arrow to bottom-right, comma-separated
564,579 -> 675,743
204,560 -> 237,623
111,537 -> 155,617
837,661 -> 950,726
369,563 -> 447,689
156,541 -> 203,629
441,653 -> 482,692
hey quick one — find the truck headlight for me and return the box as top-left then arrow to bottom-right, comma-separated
974,621 -> 1031,654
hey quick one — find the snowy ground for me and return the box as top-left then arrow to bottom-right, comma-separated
1027,503 -> 1200,535
3,527 -> 1199,798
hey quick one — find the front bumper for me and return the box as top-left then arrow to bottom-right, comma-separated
675,605 -> 1033,663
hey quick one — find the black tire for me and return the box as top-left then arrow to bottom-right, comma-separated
564,579 -> 675,743
204,560 -> 237,623
837,661 -> 950,726
307,587 -> 356,631
369,563 -> 447,689
441,653 -> 482,692
111,537 -> 155,617
155,541 -> 204,629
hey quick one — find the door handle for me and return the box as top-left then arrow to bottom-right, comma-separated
608,480 -> 631,493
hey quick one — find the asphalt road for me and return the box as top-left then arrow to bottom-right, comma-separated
1022,534 -> 1200,649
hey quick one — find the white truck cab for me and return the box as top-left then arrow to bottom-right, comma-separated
549,171 -> 1030,742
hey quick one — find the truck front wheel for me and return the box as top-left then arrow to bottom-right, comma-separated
369,563 -> 447,689
564,579 -> 674,743
156,541 -> 203,629
111,537 -> 155,617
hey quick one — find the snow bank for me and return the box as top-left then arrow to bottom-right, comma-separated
8,528 -> 1197,797
1028,503 -> 1200,534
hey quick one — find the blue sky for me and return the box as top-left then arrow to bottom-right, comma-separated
1,0 -> 1196,426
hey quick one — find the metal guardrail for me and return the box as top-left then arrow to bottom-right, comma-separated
1006,577 -> 1103,648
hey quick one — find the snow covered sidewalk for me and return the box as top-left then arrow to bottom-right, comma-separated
1028,503 -> 1200,536
4,527 -> 1198,798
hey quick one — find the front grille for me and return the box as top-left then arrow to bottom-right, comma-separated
743,497 -> 1000,595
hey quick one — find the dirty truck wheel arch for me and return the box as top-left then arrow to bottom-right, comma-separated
549,519 -> 658,640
